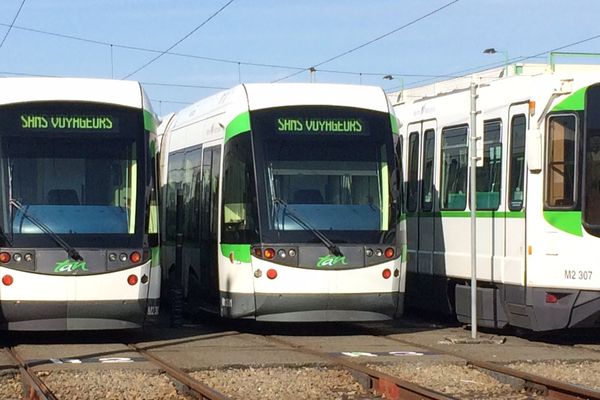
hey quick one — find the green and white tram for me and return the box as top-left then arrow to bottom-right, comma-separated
159,83 -> 405,321
0,78 -> 160,330
392,63 -> 600,331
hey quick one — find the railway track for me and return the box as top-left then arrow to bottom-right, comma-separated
347,322 -> 600,400
2,344 -> 232,400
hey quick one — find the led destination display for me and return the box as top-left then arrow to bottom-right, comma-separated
276,117 -> 369,136
19,114 -> 118,132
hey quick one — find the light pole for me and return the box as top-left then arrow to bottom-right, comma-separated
483,48 -> 509,77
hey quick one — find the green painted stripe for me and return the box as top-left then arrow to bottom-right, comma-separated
406,211 -> 525,218
390,114 -> 399,135
144,110 -> 157,132
543,210 -> 582,236
220,243 -> 252,263
151,246 -> 160,268
552,86 -> 587,112
225,112 -> 251,143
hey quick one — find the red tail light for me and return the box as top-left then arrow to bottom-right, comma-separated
382,269 -> 392,279
2,274 -> 13,286
130,251 -> 141,263
384,248 -> 395,258
266,269 -> 278,279
0,252 -> 10,263
127,274 -> 138,286
545,293 -> 558,304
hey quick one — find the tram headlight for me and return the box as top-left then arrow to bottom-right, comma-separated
12,253 -> 22,263
24,253 -> 33,262
375,249 -> 383,257
288,249 -> 296,257
119,253 -> 128,262
277,249 -> 287,258
109,253 -> 118,262
365,249 -> 373,257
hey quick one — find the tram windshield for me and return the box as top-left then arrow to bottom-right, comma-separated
584,84 -> 600,230
252,106 -> 398,244
0,102 -> 146,247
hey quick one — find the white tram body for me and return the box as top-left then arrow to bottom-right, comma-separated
0,78 -> 161,330
391,63 -> 600,331
160,83 -> 405,321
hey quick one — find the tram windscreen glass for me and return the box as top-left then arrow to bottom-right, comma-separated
252,106 -> 396,244
584,84 -> 600,228
0,103 -> 144,242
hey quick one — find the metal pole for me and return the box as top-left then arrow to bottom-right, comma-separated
469,81 -> 478,339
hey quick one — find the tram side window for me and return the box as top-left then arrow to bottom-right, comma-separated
165,151 -> 185,242
440,125 -> 468,210
406,132 -> 419,212
476,120 -> 502,210
546,115 -> 577,208
508,114 -> 526,211
221,133 -> 259,243
421,129 -> 435,212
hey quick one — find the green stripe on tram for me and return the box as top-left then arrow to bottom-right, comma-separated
405,211 -> 525,218
220,244 -> 252,263
543,210 -> 583,237
390,115 -> 399,135
225,112 -> 251,143
552,86 -> 587,112
143,110 -> 157,132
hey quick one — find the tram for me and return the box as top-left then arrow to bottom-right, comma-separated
0,78 -> 160,330
392,63 -> 600,331
159,83 -> 405,321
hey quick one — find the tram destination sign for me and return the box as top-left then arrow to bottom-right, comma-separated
18,113 -> 118,132
276,117 -> 369,136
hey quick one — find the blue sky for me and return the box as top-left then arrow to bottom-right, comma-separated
0,0 -> 599,116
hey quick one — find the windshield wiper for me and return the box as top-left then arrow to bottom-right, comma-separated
273,198 -> 343,257
10,199 -> 83,261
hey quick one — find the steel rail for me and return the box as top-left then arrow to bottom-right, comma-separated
128,343 -> 231,400
263,335 -> 457,400
370,330 -> 600,400
6,346 -> 58,400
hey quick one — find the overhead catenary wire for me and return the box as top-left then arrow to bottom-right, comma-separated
272,0 -> 461,83
0,0 -> 27,49
387,32 -> 600,92
121,0 -> 235,79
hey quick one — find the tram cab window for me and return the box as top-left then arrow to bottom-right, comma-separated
406,132 -> 419,212
546,114 -> 577,209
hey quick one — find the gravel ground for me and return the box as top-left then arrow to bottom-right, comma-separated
508,360 -> 600,391
0,372 -> 22,400
369,362 -> 541,399
192,366 -> 375,400
37,370 -> 193,400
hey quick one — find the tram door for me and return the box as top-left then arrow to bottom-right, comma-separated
504,104 -> 528,291
199,145 -> 222,301
405,120 -> 437,307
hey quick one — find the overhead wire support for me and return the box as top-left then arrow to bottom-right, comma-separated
272,0 -> 461,83
121,0 -> 236,79
0,0 -> 27,49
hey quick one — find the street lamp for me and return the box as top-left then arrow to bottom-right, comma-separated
483,48 -> 509,77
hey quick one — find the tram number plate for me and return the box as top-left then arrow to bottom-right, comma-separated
564,269 -> 593,280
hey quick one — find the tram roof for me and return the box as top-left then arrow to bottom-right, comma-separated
171,83 -> 391,130
0,77 -> 146,109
